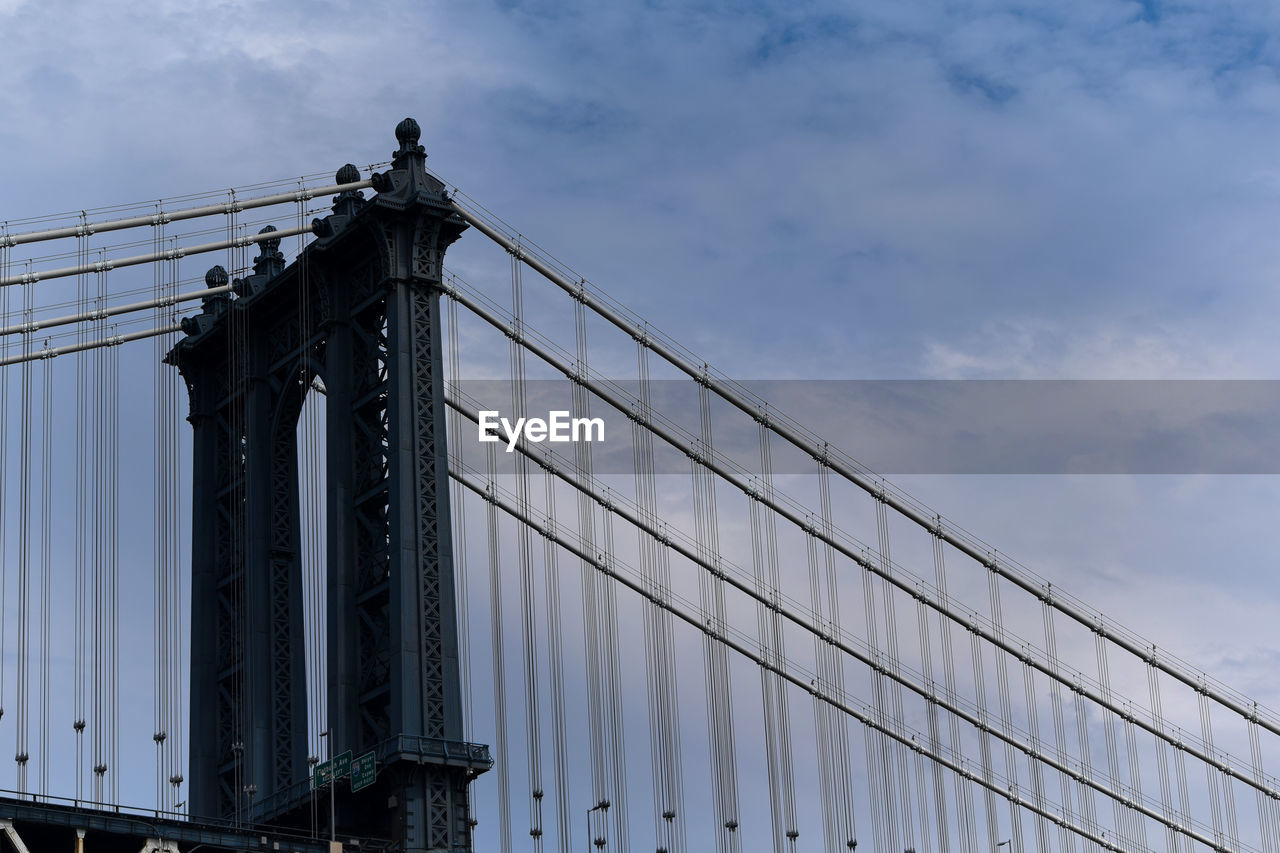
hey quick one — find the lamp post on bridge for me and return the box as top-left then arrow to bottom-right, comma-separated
308,754 -> 319,838
320,729 -> 335,847
585,800 -> 609,852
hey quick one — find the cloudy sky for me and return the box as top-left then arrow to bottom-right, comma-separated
7,0 -> 1280,845
7,0 -> 1280,377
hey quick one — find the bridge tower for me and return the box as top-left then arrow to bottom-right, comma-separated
168,119 -> 490,851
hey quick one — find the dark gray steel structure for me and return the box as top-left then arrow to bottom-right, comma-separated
168,119 -> 490,852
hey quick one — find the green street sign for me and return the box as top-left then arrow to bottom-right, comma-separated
350,750 -> 377,793
314,750 -> 354,788
313,760 -> 333,789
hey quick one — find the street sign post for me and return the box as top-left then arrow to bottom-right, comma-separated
350,751 -> 377,793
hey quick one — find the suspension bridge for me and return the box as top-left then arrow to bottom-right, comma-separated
0,118 -> 1271,853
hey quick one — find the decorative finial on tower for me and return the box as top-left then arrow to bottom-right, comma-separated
368,115 -> 451,206
391,117 -> 427,174
336,163 -> 361,185
331,164 -> 366,218
258,224 -> 281,252
205,265 -> 229,289
184,266 -> 232,334
253,225 -> 285,278
395,117 -> 422,151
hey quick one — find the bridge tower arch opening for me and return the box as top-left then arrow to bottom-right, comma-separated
296,367 -> 329,765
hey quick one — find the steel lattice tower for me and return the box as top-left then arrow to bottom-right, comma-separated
169,119 -> 490,852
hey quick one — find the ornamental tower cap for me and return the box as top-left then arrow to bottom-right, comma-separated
204,265 -> 228,288
336,163 -> 361,185
395,117 -> 421,147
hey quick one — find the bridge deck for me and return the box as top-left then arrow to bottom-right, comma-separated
0,794 -> 365,853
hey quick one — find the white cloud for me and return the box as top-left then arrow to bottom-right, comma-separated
921,318 -> 1259,378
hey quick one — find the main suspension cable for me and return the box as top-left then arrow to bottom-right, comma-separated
452,464 -> 1205,853
452,197 -> 1280,761
2,178 -> 371,249
445,392 -> 1229,850
442,277 -> 1280,807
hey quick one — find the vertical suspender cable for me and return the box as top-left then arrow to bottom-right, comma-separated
445,287 -> 480,853
637,344 -> 663,850
1019,641 -> 1051,850
750,478 -> 785,851
969,625 -> 1002,847
1218,720 -> 1242,848
91,255 -> 105,805
932,532 -> 977,853
561,311 -> 629,851
169,242 -> 186,812
509,250 -> 544,847
568,291 -> 625,849
540,461 -> 572,853
156,228 -> 186,812
1198,684 -> 1228,848
597,495 -> 631,851
168,302 -> 177,813
38,351 -> 51,797
863,722 -> 885,851
875,495 -> 914,850
225,204 -> 239,825
636,352 -> 665,853
98,327 -> 108,802
0,225 -> 6,744
1095,632 -> 1130,844
485,438 -> 513,853
227,198 -> 249,824
860,499 -> 894,851
633,341 -> 686,853
748,420 -> 800,851
1042,596 -> 1078,853
172,242 -> 185,809
805,520 -> 838,853
1248,713 -> 1276,853
153,212 -> 169,811
757,423 -> 797,851
914,554 -> 949,853
692,379 -> 742,853
696,440 -> 734,853
988,568 -> 1025,850
1072,672 -> 1101,851
1147,655 -> 1179,853
818,465 -> 857,852
913,737 -> 933,853
14,275 -> 31,794
1172,725 -> 1195,853
107,328 -> 120,806
446,288 -> 474,743
1123,702 -> 1150,850
72,221 -> 87,801
0,231 -> 11,786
